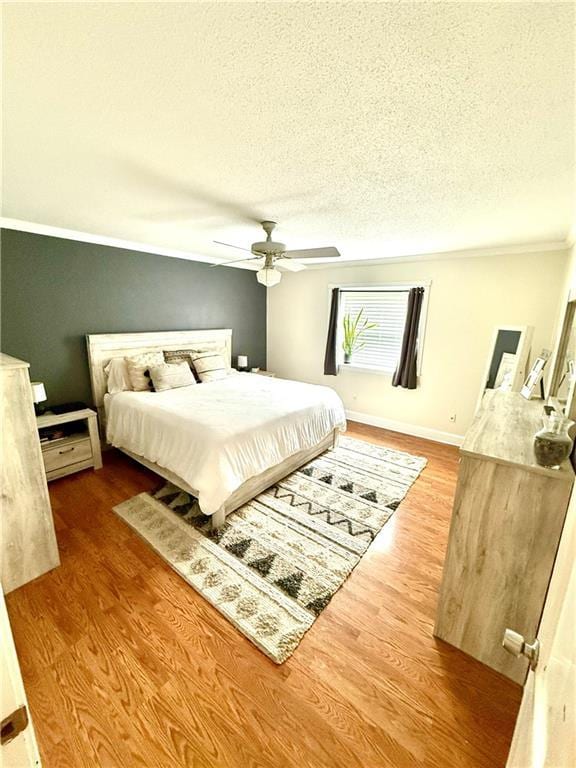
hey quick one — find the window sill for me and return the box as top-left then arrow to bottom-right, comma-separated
338,363 -> 394,376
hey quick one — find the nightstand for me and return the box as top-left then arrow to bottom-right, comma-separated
37,408 -> 102,481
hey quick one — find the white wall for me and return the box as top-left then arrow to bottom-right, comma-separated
563,243 -> 576,293
267,249 -> 569,443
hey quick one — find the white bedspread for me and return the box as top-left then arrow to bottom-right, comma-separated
105,373 -> 346,515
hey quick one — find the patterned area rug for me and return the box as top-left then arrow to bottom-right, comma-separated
113,436 -> 426,663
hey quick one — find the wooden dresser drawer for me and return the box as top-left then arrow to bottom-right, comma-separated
43,437 -> 92,474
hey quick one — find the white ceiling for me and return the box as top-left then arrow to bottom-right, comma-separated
2,2 -> 575,265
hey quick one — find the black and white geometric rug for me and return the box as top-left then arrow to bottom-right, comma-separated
113,436 -> 426,663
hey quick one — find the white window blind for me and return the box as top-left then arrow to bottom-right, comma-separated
339,289 -> 409,371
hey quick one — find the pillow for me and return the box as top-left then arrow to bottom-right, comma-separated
164,347 -> 226,379
148,362 -> 196,392
191,351 -> 229,383
104,358 -> 132,394
125,351 -> 164,391
163,349 -> 199,380
163,349 -> 194,367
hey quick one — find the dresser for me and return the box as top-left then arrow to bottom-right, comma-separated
434,390 -> 573,684
0,354 -> 60,593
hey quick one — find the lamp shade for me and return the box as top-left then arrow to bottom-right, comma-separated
237,355 -> 248,369
30,381 -> 47,404
256,267 -> 282,287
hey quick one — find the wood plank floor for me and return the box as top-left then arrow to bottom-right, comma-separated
6,422 -> 522,767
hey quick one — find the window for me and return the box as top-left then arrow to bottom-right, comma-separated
336,285 -> 428,373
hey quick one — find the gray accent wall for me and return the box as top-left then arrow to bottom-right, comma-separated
1,230 -> 267,406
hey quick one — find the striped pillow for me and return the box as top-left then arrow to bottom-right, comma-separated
148,362 -> 196,392
191,351 -> 229,382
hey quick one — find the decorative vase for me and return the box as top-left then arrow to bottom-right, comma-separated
533,413 -> 575,469
343,352 -> 352,364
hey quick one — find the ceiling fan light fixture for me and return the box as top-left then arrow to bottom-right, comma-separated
256,266 -> 282,287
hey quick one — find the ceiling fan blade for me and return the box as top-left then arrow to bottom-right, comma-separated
210,255 -> 262,268
275,258 -> 307,272
213,240 -> 253,253
283,247 -> 341,260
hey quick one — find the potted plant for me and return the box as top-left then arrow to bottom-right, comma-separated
342,309 -> 377,364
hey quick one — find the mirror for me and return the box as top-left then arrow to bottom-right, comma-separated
478,326 -> 533,408
549,300 -> 576,419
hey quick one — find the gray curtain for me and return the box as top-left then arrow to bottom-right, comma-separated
392,287 -> 424,389
323,287 -> 340,375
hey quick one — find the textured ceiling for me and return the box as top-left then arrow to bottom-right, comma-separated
2,2 -> 575,264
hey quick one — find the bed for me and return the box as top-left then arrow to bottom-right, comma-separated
86,329 -> 346,527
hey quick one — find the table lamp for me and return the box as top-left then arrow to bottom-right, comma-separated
31,381 -> 47,415
237,355 -> 248,372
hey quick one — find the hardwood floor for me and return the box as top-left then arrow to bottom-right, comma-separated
6,422 -> 522,767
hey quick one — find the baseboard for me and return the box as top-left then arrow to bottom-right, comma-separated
345,409 -> 464,447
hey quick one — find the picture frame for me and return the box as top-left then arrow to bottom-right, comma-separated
520,356 -> 548,400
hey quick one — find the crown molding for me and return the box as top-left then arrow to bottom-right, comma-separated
0,217 -> 227,266
303,239 -> 570,269
0,217 -> 570,270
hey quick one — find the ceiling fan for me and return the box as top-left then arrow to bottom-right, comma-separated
212,221 -> 340,287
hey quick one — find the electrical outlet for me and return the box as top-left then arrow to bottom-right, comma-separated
449,413 -> 456,423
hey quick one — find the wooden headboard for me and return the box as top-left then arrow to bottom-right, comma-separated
86,328 -> 232,422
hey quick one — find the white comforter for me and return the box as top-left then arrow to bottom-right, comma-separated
105,373 -> 346,515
